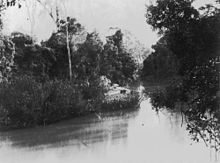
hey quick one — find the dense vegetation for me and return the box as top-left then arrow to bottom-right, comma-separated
1,1 -> 219,154
0,2 -> 139,128
141,36 -> 179,81
100,30 -> 138,85
143,0 -> 220,150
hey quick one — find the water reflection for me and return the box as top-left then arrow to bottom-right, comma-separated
0,111 -> 137,149
0,98 -> 219,163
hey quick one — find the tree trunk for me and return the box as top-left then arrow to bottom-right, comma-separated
66,22 -> 72,81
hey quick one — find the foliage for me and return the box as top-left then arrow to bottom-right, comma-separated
72,32 -> 105,109
44,17 -> 84,80
0,75 -> 42,127
145,0 -> 220,149
11,32 -> 33,47
0,75 -> 87,128
0,0 -> 22,12
38,79 -> 86,125
0,36 -> 15,82
43,32 -> 69,79
58,17 -> 84,37
72,32 -> 102,82
100,30 -> 138,86
0,13 -> 140,129
44,26 -> 138,86
11,33 -> 56,81
146,0 -> 199,34
0,74 -> 139,128
141,36 -> 179,80
149,78 -> 184,109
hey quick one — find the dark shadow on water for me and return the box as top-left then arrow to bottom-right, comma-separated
0,110 -> 139,149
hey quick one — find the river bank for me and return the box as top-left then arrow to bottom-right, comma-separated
0,80 -> 140,130
0,96 -> 218,163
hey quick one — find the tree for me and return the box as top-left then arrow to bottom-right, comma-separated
146,0 -> 219,75
0,36 -> 15,82
0,0 -> 22,82
10,32 -> 55,80
32,0 -> 79,81
44,17 -> 85,80
146,0 -> 220,149
146,0 -> 199,34
100,30 -> 138,85
34,0 -> 87,81
73,32 -> 103,82
58,17 -> 85,81
142,36 -> 179,80
73,32 -> 104,100
146,0 -> 219,110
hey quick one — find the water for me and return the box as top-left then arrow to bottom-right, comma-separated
0,96 -> 219,163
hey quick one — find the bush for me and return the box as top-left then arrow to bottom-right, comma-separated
0,76 -> 87,128
149,79 -> 185,109
101,91 -> 139,111
0,75 -> 41,127
0,75 -> 138,129
38,80 -> 85,125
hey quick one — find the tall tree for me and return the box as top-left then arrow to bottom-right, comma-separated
58,17 -> 86,81
44,17 -> 85,80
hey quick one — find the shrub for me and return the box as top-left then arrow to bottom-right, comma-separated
149,79 -> 185,109
38,80 -> 85,125
0,75 -> 137,129
0,75 -> 41,128
0,76 -> 87,128
101,91 -> 139,111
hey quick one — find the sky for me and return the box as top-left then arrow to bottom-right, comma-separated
2,0 -> 217,48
